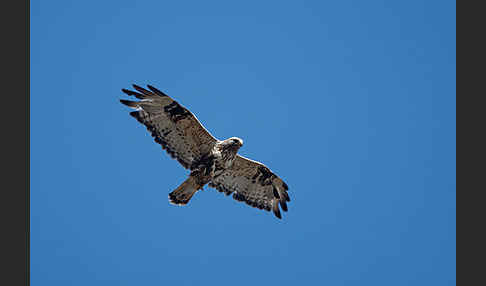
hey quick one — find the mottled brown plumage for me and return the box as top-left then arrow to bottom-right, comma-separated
120,84 -> 290,219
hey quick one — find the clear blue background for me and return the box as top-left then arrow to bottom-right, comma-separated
31,1 -> 456,285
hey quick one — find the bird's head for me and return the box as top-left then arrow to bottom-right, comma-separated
222,137 -> 244,151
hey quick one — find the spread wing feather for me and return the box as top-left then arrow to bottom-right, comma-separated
120,84 -> 218,169
209,155 -> 290,219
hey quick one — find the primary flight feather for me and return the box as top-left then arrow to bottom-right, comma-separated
120,84 -> 290,219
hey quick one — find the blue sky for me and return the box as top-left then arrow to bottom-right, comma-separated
31,1 -> 456,285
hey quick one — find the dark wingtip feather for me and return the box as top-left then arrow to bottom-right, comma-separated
132,84 -> 151,95
273,201 -> 282,219
129,111 -> 141,120
120,99 -> 138,107
122,88 -> 140,97
273,186 -> 280,199
147,85 -> 168,97
282,191 -> 290,202
281,182 -> 290,201
280,200 -> 288,212
282,182 -> 289,190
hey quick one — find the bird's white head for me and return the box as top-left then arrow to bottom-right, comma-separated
228,137 -> 243,148
229,137 -> 243,147
221,137 -> 244,151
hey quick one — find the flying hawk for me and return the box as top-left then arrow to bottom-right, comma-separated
120,84 -> 290,219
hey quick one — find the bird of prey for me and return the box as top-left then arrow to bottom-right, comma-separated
120,84 -> 290,219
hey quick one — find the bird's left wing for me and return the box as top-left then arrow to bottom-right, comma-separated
209,155 -> 290,219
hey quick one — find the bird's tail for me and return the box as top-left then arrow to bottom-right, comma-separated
169,176 -> 200,206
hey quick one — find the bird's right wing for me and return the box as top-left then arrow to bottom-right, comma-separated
120,84 -> 218,170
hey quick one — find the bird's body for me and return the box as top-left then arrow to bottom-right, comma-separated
168,137 -> 242,205
120,84 -> 290,219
